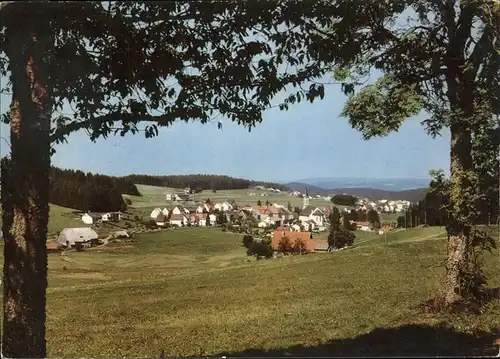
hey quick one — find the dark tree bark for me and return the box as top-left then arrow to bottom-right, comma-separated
2,18 -> 52,358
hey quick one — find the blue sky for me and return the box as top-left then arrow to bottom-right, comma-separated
0,94 -> 450,183
0,79 -> 450,184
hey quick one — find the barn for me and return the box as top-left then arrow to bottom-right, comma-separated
58,227 -> 99,248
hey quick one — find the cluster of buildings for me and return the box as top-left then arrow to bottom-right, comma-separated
165,188 -> 192,201
81,211 -> 123,225
146,194 -> 331,231
356,198 -> 411,213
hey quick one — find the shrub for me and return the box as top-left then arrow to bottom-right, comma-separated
277,236 -> 293,254
291,238 -> 308,255
242,234 -> 254,248
247,239 -> 273,260
328,229 -> 356,249
142,219 -> 157,229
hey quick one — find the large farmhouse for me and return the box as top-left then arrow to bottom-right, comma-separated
272,229 -> 328,253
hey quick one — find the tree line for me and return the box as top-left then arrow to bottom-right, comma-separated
123,174 -> 290,192
397,166 -> 499,229
48,166 -> 137,212
330,194 -> 357,206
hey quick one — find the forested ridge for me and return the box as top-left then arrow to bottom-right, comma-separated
47,166 -> 140,212
124,174 -> 290,192
1,158 -> 290,211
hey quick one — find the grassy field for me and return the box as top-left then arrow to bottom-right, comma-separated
0,226 -> 498,357
0,204 -> 87,238
124,184 -> 333,210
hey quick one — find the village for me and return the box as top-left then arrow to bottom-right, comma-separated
56,186 -> 413,254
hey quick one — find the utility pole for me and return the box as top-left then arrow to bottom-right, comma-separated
404,209 -> 407,230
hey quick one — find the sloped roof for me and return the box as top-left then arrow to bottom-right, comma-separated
300,206 -> 316,216
183,204 -> 198,212
272,230 -> 313,249
156,213 -> 167,221
315,241 -> 329,251
170,214 -> 186,221
58,227 -> 98,242
311,208 -> 324,216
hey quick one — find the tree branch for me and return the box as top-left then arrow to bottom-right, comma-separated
466,25 -> 493,79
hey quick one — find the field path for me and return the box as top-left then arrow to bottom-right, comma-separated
397,231 -> 446,244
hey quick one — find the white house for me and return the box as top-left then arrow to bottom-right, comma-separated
170,214 -> 189,227
291,223 -> 301,232
172,205 -> 190,215
214,201 -> 233,212
258,216 -> 275,228
299,206 -> 325,228
197,213 -> 208,226
101,212 -> 122,222
162,207 -> 171,216
258,221 -> 270,228
81,212 -> 103,225
196,203 -> 212,213
208,213 -> 217,224
150,208 -> 163,219
196,205 -> 205,213
165,193 -> 182,201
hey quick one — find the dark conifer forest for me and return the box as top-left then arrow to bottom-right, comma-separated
1,157 -> 289,212
123,174 -> 290,192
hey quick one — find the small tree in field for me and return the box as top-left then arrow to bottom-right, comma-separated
329,206 -> 341,232
257,200 -> 262,206
367,210 -> 381,230
277,236 -> 293,254
328,229 -> 355,250
242,234 -> 254,248
247,239 -> 273,260
291,238 -> 308,255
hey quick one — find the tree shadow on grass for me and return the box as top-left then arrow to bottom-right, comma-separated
215,324 -> 499,357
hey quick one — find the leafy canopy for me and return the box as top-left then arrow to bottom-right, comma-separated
0,1 -> 334,150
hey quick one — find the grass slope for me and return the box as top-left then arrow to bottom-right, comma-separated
0,226 -> 497,357
0,204 -> 87,237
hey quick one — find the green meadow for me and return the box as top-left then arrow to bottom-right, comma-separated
1,226 -> 498,357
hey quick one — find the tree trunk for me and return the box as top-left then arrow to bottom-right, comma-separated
444,123 -> 473,306
2,22 -> 52,358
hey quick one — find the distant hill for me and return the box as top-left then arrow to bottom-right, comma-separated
285,182 -> 428,202
327,187 -> 428,202
290,177 -> 431,192
285,182 -> 331,196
